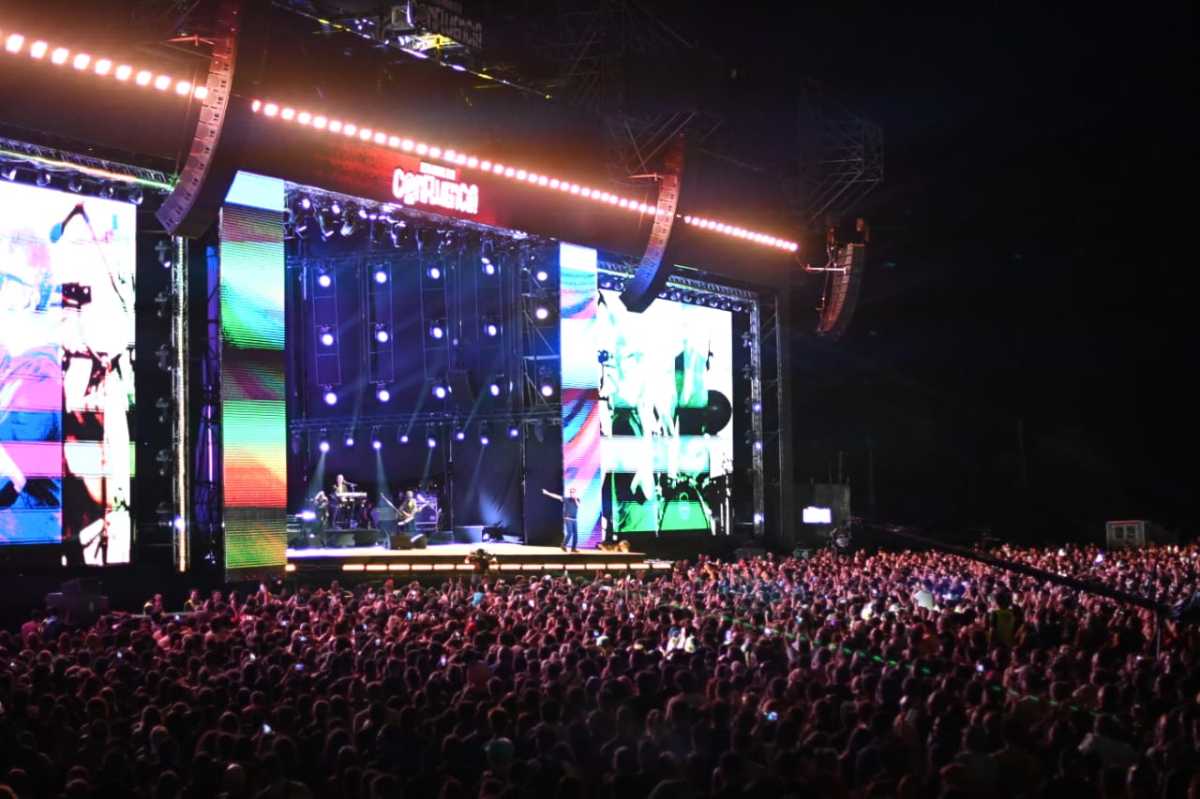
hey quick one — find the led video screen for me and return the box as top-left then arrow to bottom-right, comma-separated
219,197 -> 288,577
594,289 -> 734,534
0,181 -> 136,565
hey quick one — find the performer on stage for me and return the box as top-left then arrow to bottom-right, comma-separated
396,490 -> 418,533
542,486 -> 580,552
334,474 -> 352,495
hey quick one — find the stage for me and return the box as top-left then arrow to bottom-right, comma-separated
285,542 -> 669,576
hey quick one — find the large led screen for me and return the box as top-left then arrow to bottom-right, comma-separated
219,194 -> 288,577
0,181 -> 136,565
595,289 -> 734,534
560,243 -> 734,540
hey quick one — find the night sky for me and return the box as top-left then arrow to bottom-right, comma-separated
649,3 -> 1193,538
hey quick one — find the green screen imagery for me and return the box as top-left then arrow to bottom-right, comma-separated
595,290 -> 734,534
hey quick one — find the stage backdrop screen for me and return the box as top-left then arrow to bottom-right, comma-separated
0,181 -> 136,565
219,181 -> 288,579
560,243 -> 734,540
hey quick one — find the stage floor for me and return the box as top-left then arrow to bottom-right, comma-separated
285,542 -> 668,576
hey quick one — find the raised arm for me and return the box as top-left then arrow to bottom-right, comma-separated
542,488 -> 563,502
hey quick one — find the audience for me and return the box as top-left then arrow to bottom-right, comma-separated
1,542 -> 1198,798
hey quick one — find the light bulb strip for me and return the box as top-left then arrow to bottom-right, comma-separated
0,28 -> 211,102
249,97 -> 799,252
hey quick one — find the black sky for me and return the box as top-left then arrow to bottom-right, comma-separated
657,2 -> 1195,536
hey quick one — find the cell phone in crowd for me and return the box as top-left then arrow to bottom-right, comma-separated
262,723 -> 273,734
764,711 -> 779,722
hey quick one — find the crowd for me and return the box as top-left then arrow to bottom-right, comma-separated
1,542 -> 1199,799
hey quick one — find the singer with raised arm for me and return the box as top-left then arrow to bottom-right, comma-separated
542,486 -> 580,552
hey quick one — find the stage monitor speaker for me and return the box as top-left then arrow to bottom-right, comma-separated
354,530 -> 382,547
390,533 -> 427,549
453,525 -> 485,544
332,532 -> 356,548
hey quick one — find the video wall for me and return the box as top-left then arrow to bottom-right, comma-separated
561,244 -> 735,540
0,181 -> 136,565
219,192 -> 288,578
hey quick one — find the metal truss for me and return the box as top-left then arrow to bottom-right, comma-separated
0,135 -> 174,189
794,82 -> 884,231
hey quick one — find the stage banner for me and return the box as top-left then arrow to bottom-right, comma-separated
559,243 -> 602,548
220,175 -> 288,578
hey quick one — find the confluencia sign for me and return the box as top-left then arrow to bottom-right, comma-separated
392,161 -> 479,215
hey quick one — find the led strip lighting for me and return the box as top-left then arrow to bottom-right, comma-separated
1,26 -> 798,252
1,30 -> 209,101
249,98 -> 800,252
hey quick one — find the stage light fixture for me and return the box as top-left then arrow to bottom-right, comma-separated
374,325 -> 390,343
344,434 -> 355,447
429,321 -> 445,340
752,401 -> 762,413
376,386 -> 391,403
432,383 -> 448,400
34,170 -> 50,187
317,270 -> 332,289
483,320 -> 499,337
1,165 -> 17,181
534,306 -> 550,321
319,327 -> 334,347
374,268 -> 388,284
488,381 -> 502,397
5,34 -> 24,54
481,257 -> 496,276
426,430 -> 438,448
507,423 -> 520,439
535,269 -> 549,283
339,212 -> 356,237
318,434 -> 330,453
480,424 -> 491,446
426,265 -> 442,280
454,428 -> 466,442
399,432 -> 410,444
129,187 -> 144,205
540,383 -> 554,398
388,220 -> 407,247
372,436 -> 382,451
323,389 -> 338,406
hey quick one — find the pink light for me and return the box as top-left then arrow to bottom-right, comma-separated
251,99 -> 262,111
560,182 -> 571,192
280,107 -> 295,120
297,111 -> 311,125
570,185 -> 581,195
358,128 -> 372,141
387,135 -> 400,148
444,149 -> 457,161
580,188 -> 592,198
135,69 -> 152,85
328,120 -> 342,133
467,157 -> 478,168
343,123 -> 357,137
480,160 -> 492,171
515,169 -> 527,180
72,53 -> 90,70
429,146 -> 442,158
401,139 -> 414,152
175,80 -> 191,95
94,58 -> 112,76
491,163 -> 503,174
537,175 -> 549,186
51,47 -> 70,65
193,85 -> 208,100
526,172 -> 539,184
415,143 -> 428,155
373,131 -> 386,145
618,198 -> 629,208
455,153 -> 468,166
154,74 -> 171,91
504,167 -> 515,178
313,116 -> 327,129
5,34 -> 24,54
29,41 -> 48,59
263,102 -> 278,117
549,178 -> 560,189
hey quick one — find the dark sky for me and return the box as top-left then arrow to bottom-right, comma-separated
657,2 -> 1194,536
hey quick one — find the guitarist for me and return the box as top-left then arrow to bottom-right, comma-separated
396,490 -> 419,534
